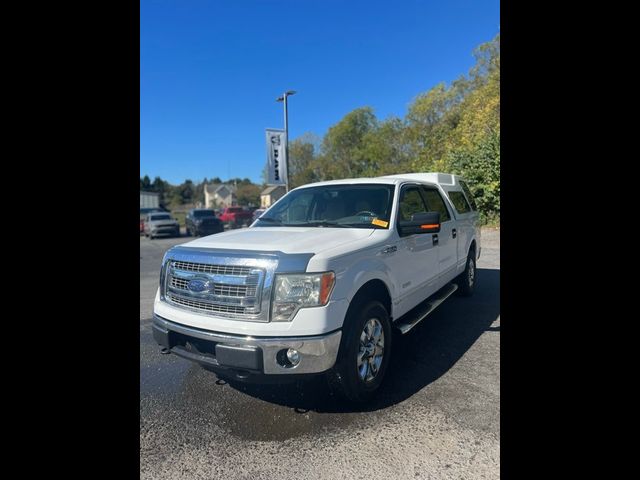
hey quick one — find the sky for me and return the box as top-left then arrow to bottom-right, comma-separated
140,0 -> 500,185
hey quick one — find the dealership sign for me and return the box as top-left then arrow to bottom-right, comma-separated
265,128 -> 287,185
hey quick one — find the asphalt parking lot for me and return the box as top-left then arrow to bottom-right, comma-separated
140,228 -> 500,479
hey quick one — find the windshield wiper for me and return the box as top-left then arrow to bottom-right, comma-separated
293,221 -> 352,228
336,223 -> 382,229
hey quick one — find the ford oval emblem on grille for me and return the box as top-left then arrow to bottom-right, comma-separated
187,279 -> 208,292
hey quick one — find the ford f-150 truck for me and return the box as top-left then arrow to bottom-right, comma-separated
153,173 -> 480,401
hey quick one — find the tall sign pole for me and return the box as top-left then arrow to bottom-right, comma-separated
283,94 -> 289,193
276,90 -> 296,192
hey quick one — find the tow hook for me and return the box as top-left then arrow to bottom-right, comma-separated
160,347 -> 171,355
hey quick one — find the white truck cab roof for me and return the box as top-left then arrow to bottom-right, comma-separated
378,172 -> 465,190
293,172 -> 465,191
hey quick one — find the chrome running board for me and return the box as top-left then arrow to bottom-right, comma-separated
394,283 -> 458,334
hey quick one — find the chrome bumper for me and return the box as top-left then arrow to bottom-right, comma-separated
152,314 -> 342,375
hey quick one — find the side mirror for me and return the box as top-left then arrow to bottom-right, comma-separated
398,212 -> 441,236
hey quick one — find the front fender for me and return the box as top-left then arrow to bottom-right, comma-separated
330,256 -> 397,317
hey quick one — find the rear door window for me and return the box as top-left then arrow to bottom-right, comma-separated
420,187 -> 451,222
458,180 -> 477,211
448,191 -> 472,214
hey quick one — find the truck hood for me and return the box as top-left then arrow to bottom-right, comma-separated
181,227 -> 376,255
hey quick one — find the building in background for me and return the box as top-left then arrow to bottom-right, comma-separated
140,191 -> 160,209
205,183 -> 237,209
260,185 -> 286,208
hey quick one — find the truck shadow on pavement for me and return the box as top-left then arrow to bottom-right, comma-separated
221,268 -> 500,413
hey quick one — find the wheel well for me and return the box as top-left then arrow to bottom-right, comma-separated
348,279 -> 392,320
469,240 -> 477,257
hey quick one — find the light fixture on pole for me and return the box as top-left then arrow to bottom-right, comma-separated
276,90 -> 296,192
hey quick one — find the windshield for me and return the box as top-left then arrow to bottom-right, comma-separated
150,214 -> 172,221
193,210 -> 215,218
255,183 -> 395,229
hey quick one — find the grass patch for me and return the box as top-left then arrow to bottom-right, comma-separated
479,211 -> 500,228
171,211 -> 187,228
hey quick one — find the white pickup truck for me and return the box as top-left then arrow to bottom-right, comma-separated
153,172 -> 480,401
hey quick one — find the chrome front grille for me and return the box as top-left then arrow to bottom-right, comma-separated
171,261 -> 252,276
167,294 -> 246,315
169,276 -> 258,297
164,259 -> 266,320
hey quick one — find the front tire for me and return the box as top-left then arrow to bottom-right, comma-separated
330,300 -> 392,402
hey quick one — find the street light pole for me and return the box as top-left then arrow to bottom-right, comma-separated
283,94 -> 289,193
277,90 -> 296,192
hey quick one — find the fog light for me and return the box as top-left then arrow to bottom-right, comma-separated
286,348 -> 300,366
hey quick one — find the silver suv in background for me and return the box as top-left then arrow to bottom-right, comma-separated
144,212 -> 180,239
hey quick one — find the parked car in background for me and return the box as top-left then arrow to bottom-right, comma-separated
144,212 -> 180,239
218,206 -> 253,228
185,209 -> 224,237
140,207 -> 164,234
251,208 -> 266,223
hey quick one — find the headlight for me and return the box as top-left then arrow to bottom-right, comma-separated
271,272 -> 335,322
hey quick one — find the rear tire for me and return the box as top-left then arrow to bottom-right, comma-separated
455,250 -> 476,296
329,300 -> 392,403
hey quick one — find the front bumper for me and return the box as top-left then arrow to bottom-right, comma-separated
152,314 -> 342,377
151,227 -> 180,236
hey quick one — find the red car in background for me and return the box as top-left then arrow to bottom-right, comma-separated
218,206 -> 253,228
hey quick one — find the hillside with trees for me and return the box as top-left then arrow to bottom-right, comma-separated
139,176 -> 261,210
284,34 -> 500,223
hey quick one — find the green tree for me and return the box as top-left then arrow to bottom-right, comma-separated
236,183 -> 261,207
288,133 -> 321,188
193,178 -> 208,206
449,128 -> 500,219
179,180 -> 195,204
151,176 -> 170,206
140,175 -> 151,190
319,107 -> 379,179
406,81 -> 468,172
361,116 -> 412,176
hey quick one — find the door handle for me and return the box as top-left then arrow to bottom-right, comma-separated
452,228 -> 457,238
381,245 -> 397,254
432,234 -> 439,246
